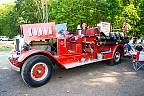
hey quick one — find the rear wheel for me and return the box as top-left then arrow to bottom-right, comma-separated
21,55 -> 53,87
109,49 -> 121,66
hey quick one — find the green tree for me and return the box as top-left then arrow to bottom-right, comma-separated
123,4 -> 140,36
0,3 -> 16,38
138,0 -> 144,36
0,0 -> 144,37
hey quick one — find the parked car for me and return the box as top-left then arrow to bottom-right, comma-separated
0,36 -> 9,41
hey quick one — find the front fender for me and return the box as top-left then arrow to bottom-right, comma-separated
18,49 -> 56,63
112,44 -> 124,57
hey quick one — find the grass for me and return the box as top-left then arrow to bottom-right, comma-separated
0,41 -> 14,52
0,47 -> 13,51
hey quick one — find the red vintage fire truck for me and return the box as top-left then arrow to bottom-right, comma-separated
9,22 -> 128,87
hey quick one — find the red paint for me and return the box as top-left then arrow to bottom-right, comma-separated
85,28 -> 100,36
32,64 -> 46,78
136,52 -> 140,61
9,23 -> 127,70
17,49 -> 56,62
21,22 -> 56,43
9,57 -> 22,68
103,53 -> 112,59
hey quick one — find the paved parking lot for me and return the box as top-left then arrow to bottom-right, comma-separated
0,52 -> 144,96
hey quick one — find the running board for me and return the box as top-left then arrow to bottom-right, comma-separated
64,58 -> 112,69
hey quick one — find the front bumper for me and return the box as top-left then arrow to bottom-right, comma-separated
8,53 -> 22,72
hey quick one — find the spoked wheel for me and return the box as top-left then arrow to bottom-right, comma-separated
31,62 -> 49,81
109,49 -> 121,66
21,55 -> 53,87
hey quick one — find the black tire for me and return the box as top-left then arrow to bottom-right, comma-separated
21,55 -> 53,87
108,49 -> 121,66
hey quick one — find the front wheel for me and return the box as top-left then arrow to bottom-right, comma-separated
109,49 -> 121,66
21,55 -> 53,87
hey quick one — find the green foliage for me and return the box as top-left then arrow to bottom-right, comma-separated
122,4 -> 140,36
16,0 -> 46,23
0,0 -> 144,37
0,4 -> 17,38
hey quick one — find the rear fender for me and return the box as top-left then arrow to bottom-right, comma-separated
18,49 -> 61,67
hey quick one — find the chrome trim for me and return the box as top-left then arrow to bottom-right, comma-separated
64,58 -> 112,69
